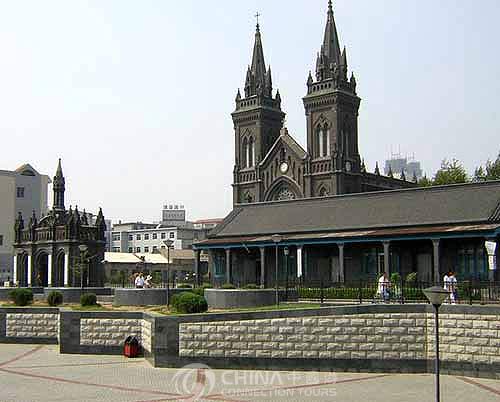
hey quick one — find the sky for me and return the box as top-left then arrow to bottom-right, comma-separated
1,0 -> 499,223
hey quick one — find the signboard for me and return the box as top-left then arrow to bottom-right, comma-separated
485,241 -> 497,271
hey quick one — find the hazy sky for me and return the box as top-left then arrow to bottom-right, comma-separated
1,0 -> 499,223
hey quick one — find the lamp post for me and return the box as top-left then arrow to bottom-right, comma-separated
423,286 -> 450,402
163,240 -> 174,305
271,234 -> 283,306
78,245 -> 88,291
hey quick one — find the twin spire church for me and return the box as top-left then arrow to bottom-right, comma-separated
232,1 -> 414,205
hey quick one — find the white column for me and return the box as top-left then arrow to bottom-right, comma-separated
47,254 -> 53,287
12,255 -> 17,284
27,255 -> 32,287
297,246 -> 303,279
64,253 -> 69,286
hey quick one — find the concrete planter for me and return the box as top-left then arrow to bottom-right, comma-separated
113,288 -> 190,306
204,289 -> 296,309
43,288 -> 114,304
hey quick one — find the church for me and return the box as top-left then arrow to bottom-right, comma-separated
232,0 -> 415,205
194,2 -> 500,287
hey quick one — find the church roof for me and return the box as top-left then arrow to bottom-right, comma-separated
204,181 -> 500,241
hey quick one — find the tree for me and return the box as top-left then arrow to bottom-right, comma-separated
418,175 -> 433,187
474,152 -> 500,181
432,159 -> 469,186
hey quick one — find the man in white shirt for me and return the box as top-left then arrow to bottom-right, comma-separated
443,271 -> 458,304
378,273 -> 390,302
135,273 -> 145,289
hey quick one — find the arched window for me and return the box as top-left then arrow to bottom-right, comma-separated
249,137 -> 255,167
317,127 -> 324,157
316,125 -> 330,158
242,137 -> 248,168
326,127 -> 331,156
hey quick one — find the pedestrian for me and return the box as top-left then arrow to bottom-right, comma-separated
145,275 -> 152,288
135,273 -> 145,289
377,273 -> 390,302
443,270 -> 458,304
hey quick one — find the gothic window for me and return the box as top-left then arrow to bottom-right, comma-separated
316,125 -> 330,158
242,137 -> 248,168
276,188 -> 296,201
249,137 -> 255,167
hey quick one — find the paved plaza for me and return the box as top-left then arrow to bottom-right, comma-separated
0,344 -> 499,402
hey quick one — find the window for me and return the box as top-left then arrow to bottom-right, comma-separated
144,233 -> 150,240
153,233 -> 158,240
112,234 -> 121,241
136,234 -> 141,241
136,247 -> 141,253
16,187 -> 25,198
128,235 -> 133,241
152,246 -> 158,252
243,137 -> 248,168
169,232 -> 175,239
144,247 -> 149,253
0,235 -> 3,246
128,247 -> 133,253
112,247 -> 120,252
161,233 -> 166,240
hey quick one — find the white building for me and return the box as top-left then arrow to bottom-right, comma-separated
0,164 -> 50,282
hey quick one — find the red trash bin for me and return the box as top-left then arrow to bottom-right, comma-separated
124,336 -> 139,358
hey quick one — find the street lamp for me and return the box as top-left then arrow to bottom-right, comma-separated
163,240 -> 174,305
271,234 -> 283,306
78,245 -> 89,291
423,286 -> 450,402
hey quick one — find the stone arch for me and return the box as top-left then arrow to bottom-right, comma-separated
264,176 -> 303,202
318,185 -> 331,197
34,250 -> 50,287
54,249 -> 66,287
17,253 -> 29,287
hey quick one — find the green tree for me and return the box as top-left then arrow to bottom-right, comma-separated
433,159 -> 469,186
474,152 -> 500,181
418,175 -> 433,187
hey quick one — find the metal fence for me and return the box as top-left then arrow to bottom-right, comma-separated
277,279 -> 500,305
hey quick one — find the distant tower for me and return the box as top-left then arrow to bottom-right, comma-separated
303,0 -> 362,196
52,159 -> 65,211
231,20 -> 285,205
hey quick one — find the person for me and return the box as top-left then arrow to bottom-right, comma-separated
145,275 -> 152,289
443,271 -> 458,304
135,273 -> 145,289
377,273 -> 390,302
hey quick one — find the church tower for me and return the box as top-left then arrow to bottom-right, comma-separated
303,1 -> 362,197
232,21 -> 285,205
53,158 -> 65,211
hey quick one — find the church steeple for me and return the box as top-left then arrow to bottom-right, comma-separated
53,159 -> 65,211
316,0 -> 342,81
244,22 -> 273,98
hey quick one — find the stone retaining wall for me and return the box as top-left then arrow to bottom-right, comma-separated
179,313 -> 428,360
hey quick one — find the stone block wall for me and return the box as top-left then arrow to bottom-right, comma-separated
141,319 -> 152,353
426,313 -> 500,367
80,318 -> 142,346
179,313 -> 428,360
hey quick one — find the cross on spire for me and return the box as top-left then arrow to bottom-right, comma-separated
255,12 -> 261,29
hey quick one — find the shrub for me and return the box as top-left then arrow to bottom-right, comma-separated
390,273 -> 401,284
177,283 -> 192,289
47,291 -> 63,307
243,284 -> 260,290
80,293 -> 97,306
8,289 -> 34,306
192,284 -> 212,297
221,283 -> 236,289
171,292 -> 208,314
